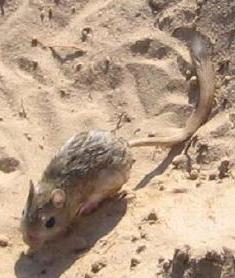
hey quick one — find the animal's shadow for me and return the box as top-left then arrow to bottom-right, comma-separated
134,143 -> 186,190
14,197 -> 127,278
49,47 -> 86,63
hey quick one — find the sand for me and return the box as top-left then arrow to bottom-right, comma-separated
0,0 -> 235,277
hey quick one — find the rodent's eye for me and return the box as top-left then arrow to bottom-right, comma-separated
45,217 -> 55,228
22,209 -> 25,216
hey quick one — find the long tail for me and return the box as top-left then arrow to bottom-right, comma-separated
128,35 -> 215,148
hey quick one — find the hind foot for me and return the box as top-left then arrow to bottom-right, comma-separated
77,200 -> 100,216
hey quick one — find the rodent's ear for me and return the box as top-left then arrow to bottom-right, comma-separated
51,189 -> 66,208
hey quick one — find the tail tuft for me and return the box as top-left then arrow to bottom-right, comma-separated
190,33 -> 211,63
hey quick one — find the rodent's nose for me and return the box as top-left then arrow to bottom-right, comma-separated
27,232 -> 36,241
24,232 -> 40,245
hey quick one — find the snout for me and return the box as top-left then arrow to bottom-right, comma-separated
22,231 -> 43,248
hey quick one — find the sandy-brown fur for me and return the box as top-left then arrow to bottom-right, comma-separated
21,35 -> 215,249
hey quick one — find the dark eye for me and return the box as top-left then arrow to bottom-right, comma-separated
45,217 -> 55,228
22,209 -> 25,216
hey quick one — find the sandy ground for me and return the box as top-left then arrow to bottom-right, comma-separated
0,0 -> 235,277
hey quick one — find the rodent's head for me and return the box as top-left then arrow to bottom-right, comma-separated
21,180 -> 70,249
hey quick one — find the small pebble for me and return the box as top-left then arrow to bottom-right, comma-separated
19,110 -> 27,118
172,154 -> 187,169
192,164 -> 200,171
190,75 -> 198,86
122,232 -> 139,242
218,159 -> 230,179
100,58 -> 110,74
122,113 -> 132,123
200,172 -> 207,180
59,90 -> 67,98
224,75 -> 231,82
208,171 -> 217,180
148,0 -> 166,12
40,11 -> 45,21
136,245 -> 146,254
24,133 -> 32,141
131,235 -> 139,242
162,261 -> 171,271
196,182 -> 201,188
91,259 -> 107,273
140,231 -> 147,239
81,27 -> 92,42
48,8 -> 53,20
84,273 -> 92,278
146,209 -> 158,223
215,81 -> 221,90
75,64 -> 82,71
158,256 -> 165,263
130,257 -> 141,269
134,128 -> 141,134
0,235 -> 9,247
0,157 -> 20,173
31,38 -> 38,47
230,169 -> 235,180
148,132 -> 156,137
188,169 -> 199,180
196,0 -> 204,5
32,61 -> 38,70
185,69 -> 192,79
171,187 -> 188,194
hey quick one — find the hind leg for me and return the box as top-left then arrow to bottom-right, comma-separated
78,168 -> 129,216
77,195 -> 101,216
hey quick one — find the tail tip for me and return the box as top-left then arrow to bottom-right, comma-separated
191,33 -> 211,61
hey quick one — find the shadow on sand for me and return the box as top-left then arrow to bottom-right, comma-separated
14,196 -> 127,278
134,143 -> 186,190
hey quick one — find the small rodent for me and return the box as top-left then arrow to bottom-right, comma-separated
20,35 -> 215,249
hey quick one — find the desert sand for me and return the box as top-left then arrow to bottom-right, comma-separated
0,0 -> 235,277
